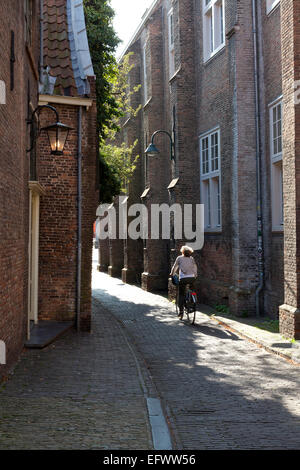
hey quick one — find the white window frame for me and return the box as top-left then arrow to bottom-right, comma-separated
269,97 -> 283,231
0,80 -> 6,104
199,127 -> 222,231
143,43 -> 148,104
168,8 -> 175,78
203,0 -> 225,63
266,0 -> 280,15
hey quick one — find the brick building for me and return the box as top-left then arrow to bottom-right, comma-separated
0,0 -> 41,378
100,0 -> 300,339
0,0 -> 98,380
37,0 -> 98,332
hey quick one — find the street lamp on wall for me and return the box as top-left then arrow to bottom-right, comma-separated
145,129 -> 175,160
27,104 -> 72,156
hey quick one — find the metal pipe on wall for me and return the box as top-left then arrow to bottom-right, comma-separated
76,106 -> 82,331
40,0 -> 43,79
252,0 -> 264,317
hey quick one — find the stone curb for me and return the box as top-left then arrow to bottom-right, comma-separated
92,295 -> 175,450
207,313 -> 300,366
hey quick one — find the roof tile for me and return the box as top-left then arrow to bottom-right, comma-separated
43,0 -> 77,96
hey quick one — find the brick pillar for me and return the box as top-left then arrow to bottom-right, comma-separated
97,238 -> 109,272
108,196 -> 124,278
122,192 -> 144,285
121,43 -> 144,285
228,0 -> 258,316
279,0 -> 300,339
108,238 -> 124,278
141,204 -> 169,291
122,238 -> 143,284
141,6 -> 170,292
166,0 -> 199,301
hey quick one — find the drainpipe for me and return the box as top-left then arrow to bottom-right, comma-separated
76,106 -> 82,330
40,0 -> 43,80
252,0 -> 264,317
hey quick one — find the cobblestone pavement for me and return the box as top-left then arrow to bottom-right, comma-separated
1,250 -> 300,451
92,265 -> 300,449
0,270 -> 154,449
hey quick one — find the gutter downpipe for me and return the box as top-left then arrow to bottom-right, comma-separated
40,0 -> 43,80
252,0 -> 264,317
77,106 -> 82,331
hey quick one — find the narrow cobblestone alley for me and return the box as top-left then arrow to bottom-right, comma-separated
0,251 -> 154,450
92,252 -> 300,450
0,249 -> 300,450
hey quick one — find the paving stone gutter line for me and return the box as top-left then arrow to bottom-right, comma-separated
197,305 -> 300,367
93,298 -> 174,450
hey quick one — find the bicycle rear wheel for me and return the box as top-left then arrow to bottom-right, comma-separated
175,287 -> 180,316
186,292 -> 197,324
186,304 -> 196,325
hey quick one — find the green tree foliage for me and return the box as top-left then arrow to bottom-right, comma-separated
100,139 -> 139,196
100,52 -> 141,196
84,2 -> 141,202
104,52 -> 142,140
98,154 -> 120,203
83,0 -> 121,139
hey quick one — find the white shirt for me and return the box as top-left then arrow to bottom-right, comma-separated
171,255 -> 197,280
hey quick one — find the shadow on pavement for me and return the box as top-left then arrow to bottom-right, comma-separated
92,271 -> 300,449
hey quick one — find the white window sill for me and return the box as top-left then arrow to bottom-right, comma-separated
271,153 -> 282,163
169,65 -> 182,83
143,97 -> 152,109
201,169 -> 220,180
272,226 -> 284,233
266,1 -> 280,16
203,44 -> 226,65
122,117 -> 131,127
204,227 -> 222,233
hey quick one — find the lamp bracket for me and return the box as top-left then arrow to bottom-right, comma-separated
149,129 -> 175,160
26,104 -> 60,153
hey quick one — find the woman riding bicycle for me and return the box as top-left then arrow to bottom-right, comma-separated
170,245 -> 197,319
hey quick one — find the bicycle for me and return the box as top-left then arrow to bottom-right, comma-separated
175,282 -> 197,325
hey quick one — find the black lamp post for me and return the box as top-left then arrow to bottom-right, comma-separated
27,104 -> 72,155
145,129 -> 175,160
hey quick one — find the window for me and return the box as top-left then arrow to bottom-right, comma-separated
168,9 -> 175,77
143,43 -> 148,104
266,0 -> 280,14
24,0 -> 33,46
200,128 -> 221,230
171,105 -> 177,176
203,0 -> 225,62
144,132 -> 148,184
270,99 -> 283,230
0,80 -> 6,104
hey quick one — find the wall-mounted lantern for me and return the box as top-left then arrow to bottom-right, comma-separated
145,129 -> 175,160
27,104 -> 72,155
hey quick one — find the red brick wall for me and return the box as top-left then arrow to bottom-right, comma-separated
260,2 -> 283,317
38,86 -> 98,331
141,4 -> 171,291
279,0 -> 300,339
121,41 -> 144,284
80,79 -> 99,330
38,104 -> 79,322
0,0 -> 40,378
104,0 -> 286,322
192,0 -> 236,307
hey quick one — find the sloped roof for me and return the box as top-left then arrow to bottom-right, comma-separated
42,0 -> 94,97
